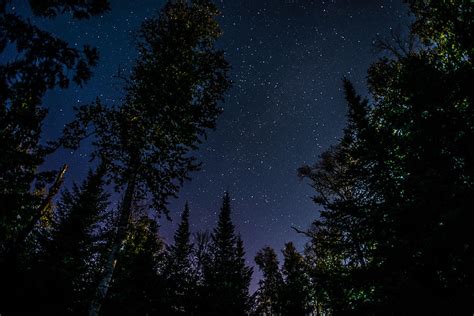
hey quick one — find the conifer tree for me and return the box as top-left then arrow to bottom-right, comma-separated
233,235 -> 253,313
1,4 -> 110,311
23,167 -> 110,315
165,202 -> 197,314
299,1 -> 474,313
202,192 -> 252,316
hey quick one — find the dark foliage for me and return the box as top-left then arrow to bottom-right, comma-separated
163,202 -> 198,314
254,244 -> 313,316
199,192 -> 253,316
299,1 -> 474,314
101,216 -> 166,316
0,1 -> 108,313
14,167 -> 110,315
57,1 -> 231,313
0,0 -> 108,255
1,0 -> 472,315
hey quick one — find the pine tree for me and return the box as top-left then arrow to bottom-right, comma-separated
254,246 -> 283,315
165,202 -> 197,314
202,192 -> 252,316
23,167 -> 110,315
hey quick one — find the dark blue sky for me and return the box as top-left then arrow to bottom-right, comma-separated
13,0 -> 411,285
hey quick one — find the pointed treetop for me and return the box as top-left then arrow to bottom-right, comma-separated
213,192 -> 235,243
179,201 -> 190,233
171,202 -> 192,260
236,234 -> 245,257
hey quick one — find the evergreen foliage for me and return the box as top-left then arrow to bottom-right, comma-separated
254,244 -> 313,316
20,167 -> 109,315
201,192 -> 253,316
164,202 -> 197,314
299,1 -> 474,313
280,243 -> 313,316
0,1 -> 472,315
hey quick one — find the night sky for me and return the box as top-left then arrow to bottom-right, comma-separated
19,0 -> 411,286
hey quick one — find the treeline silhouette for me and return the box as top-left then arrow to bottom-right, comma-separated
1,0 -> 473,315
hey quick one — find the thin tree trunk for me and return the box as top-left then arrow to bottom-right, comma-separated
88,168 -> 138,316
9,164 -> 68,256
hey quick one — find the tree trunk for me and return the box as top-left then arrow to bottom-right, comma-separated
9,164 -> 68,257
88,168 -> 137,316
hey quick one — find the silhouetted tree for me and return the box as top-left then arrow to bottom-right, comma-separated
234,235 -> 253,313
101,215 -> 165,316
21,166 -> 110,315
0,0 -> 109,257
58,1 -> 230,314
0,6 -> 109,311
164,202 -> 197,314
280,243 -> 313,316
298,80 -> 374,313
254,246 -> 283,316
299,1 -> 474,313
201,192 -> 252,316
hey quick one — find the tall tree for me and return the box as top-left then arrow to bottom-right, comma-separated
165,202 -> 197,314
298,80 -> 374,314
59,1 -> 230,314
201,192 -> 252,316
254,246 -> 283,316
299,1 -> 474,313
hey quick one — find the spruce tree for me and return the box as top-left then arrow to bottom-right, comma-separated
233,235 -> 253,313
165,202 -> 197,314
24,167 -> 110,315
202,192 -> 252,316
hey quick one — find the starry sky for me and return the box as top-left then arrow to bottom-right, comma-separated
15,0 -> 411,285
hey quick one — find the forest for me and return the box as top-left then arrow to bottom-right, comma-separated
0,0 -> 473,315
